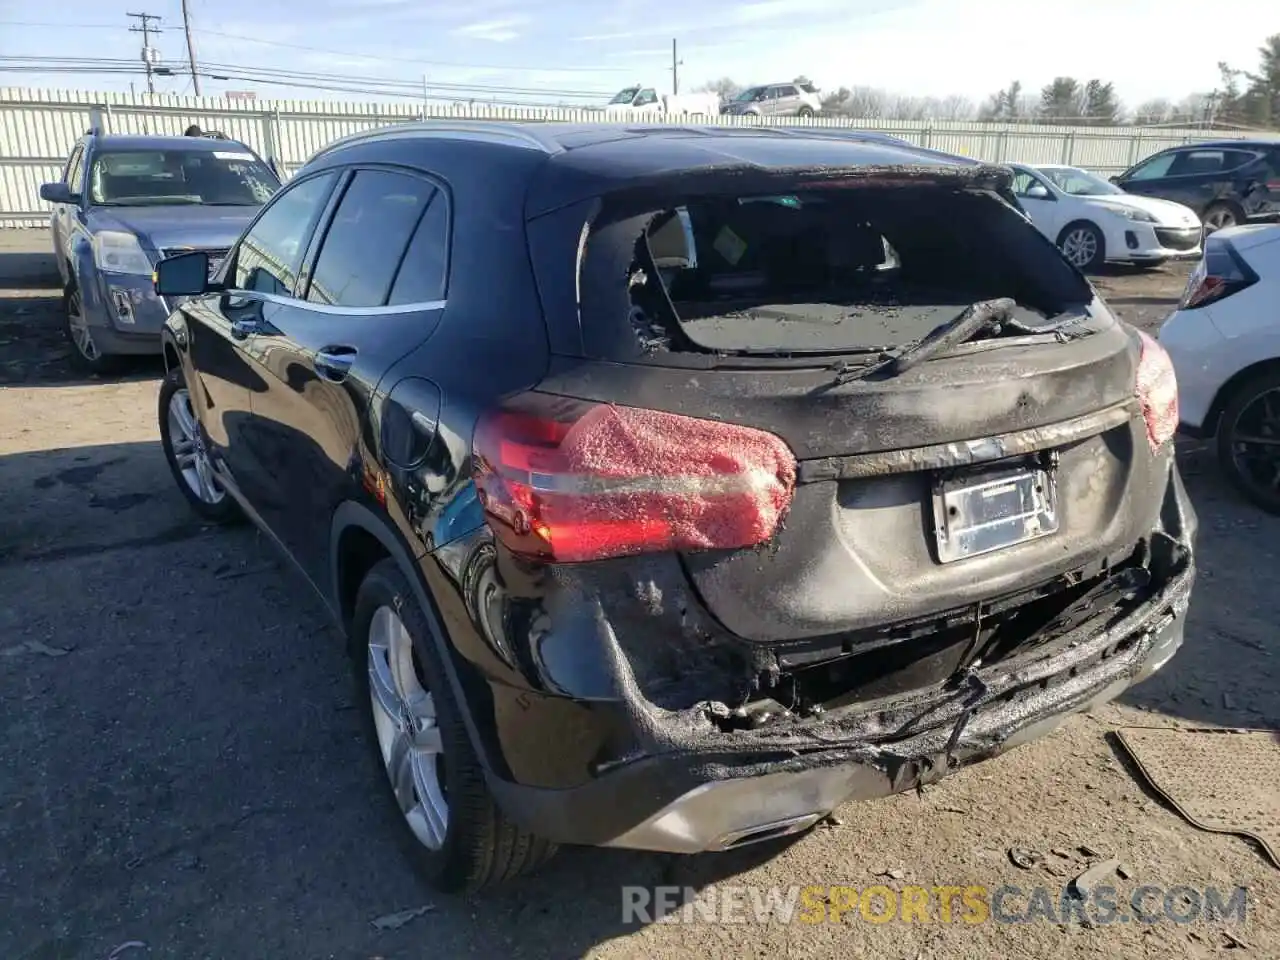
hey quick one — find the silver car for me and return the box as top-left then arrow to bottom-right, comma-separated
721,82 -> 821,118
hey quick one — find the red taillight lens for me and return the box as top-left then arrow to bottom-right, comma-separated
1135,331 -> 1178,453
1180,241 -> 1258,309
472,397 -> 797,563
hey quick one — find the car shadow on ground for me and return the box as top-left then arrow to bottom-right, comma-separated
0,439 -> 800,959
1118,443 -> 1280,731
0,288 -> 163,387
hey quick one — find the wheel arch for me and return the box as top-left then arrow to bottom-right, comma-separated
1055,218 -> 1102,247
329,501 -> 501,776
1202,357 -> 1280,438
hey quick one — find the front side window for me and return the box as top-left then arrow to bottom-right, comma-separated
306,170 -> 438,308
232,172 -> 336,296
1011,170 -> 1048,196
1125,152 -> 1177,181
635,88 -> 658,106
88,148 -> 280,206
609,87 -> 640,105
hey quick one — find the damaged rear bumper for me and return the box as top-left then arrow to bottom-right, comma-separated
488,474 -> 1195,854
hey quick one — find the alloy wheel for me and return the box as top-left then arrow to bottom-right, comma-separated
66,288 -> 100,362
166,388 -> 225,505
367,605 -> 449,851
1061,228 -> 1098,269
1228,387 -> 1280,500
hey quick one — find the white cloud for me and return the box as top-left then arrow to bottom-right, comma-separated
452,16 -> 530,42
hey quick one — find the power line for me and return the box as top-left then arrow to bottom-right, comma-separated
0,55 -> 612,98
0,56 -> 613,104
187,27 -> 637,74
126,12 -> 162,95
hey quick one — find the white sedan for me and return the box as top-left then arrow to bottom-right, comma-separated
1009,163 -> 1203,271
1159,224 -> 1280,512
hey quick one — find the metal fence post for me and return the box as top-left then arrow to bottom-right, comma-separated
1127,132 -> 1142,168
1062,131 -> 1075,164
261,108 -> 280,170
996,129 -> 1008,163
89,105 -> 107,134
921,127 -> 932,149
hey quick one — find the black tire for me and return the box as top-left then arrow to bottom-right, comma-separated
350,559 -> 557,893
1056,220 -> 1106,272
63,282 -> 120,375
157,367 -> 242,524
1202,201 -> 1244,234
797,105 -> 815,118
1216,369 -> 1280,515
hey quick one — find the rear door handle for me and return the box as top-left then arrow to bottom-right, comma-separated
315,345 -> 357,383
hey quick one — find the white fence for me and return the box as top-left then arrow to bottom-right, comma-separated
1,86 -> 1271,228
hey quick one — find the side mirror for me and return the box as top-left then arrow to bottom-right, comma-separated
1109,176 -> 1121,185
1025,183 -> 1051,200
39,182 -> 77,204
155,251 -> 216,297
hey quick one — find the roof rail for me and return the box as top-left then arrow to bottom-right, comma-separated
312,119 -> 563,162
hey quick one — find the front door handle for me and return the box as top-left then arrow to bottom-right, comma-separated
315,345 -> 357,383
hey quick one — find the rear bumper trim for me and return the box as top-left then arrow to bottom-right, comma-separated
798,400 -> 1137,482
489,546 -> 1193,852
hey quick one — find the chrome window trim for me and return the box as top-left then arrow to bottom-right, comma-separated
221,289 -> 446,316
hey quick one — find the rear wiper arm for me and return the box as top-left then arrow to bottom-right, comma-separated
832,298 -> 1015,384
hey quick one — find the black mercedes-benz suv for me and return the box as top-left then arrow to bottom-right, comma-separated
154,122 -> 1196,893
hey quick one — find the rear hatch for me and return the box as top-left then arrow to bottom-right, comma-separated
523,164 -> 1165,652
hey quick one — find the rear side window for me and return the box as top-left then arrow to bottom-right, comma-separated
387,191 -> 449,305
1168,149 -> 1256,176
233,172 -> 335,295
581,183 -> 1093,357
306,170 -> 436,308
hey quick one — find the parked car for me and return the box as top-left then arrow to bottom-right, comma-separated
153,122 -> 1195,893
1009,163 -> 1203,271
603,85 -> 719,116
1110,139 -> 1280,234
720,82 -> 821,117
40,132 -> 281,373
1159,223 -> 1280,512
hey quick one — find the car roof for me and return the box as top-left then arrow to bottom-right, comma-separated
1164,138 -> 1280,150
86,134 -> 255,152
315,121 -> 988,216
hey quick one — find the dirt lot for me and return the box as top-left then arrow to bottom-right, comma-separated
1,229 -> 1276,959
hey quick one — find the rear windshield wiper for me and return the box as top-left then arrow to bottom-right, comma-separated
832,298 -> 1015,384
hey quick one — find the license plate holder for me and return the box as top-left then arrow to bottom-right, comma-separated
931,461 -> 1058,564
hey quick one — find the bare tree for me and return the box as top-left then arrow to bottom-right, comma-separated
695,77 -> 742,101
934,94 -> 976,120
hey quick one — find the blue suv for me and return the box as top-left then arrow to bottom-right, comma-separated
41,132 -> 281,373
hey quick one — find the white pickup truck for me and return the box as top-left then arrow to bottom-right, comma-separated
603,85 -> 720,117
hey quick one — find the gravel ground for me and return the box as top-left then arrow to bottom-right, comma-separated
1,229 -> 1276,959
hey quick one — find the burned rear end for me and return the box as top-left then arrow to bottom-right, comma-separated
464,149 -> 1195,853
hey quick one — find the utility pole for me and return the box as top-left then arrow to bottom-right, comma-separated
180,0 -> 201,95
670,38 -> 682,95
127,12 -> 162,95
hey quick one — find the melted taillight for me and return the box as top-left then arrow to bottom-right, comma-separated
1135,331 -> 1178,453
472,397 -> 796,562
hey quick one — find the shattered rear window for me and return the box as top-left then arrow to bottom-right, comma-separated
581,182 -> 1094,356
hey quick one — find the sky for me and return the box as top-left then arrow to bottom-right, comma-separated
2,0 -> 1278,110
